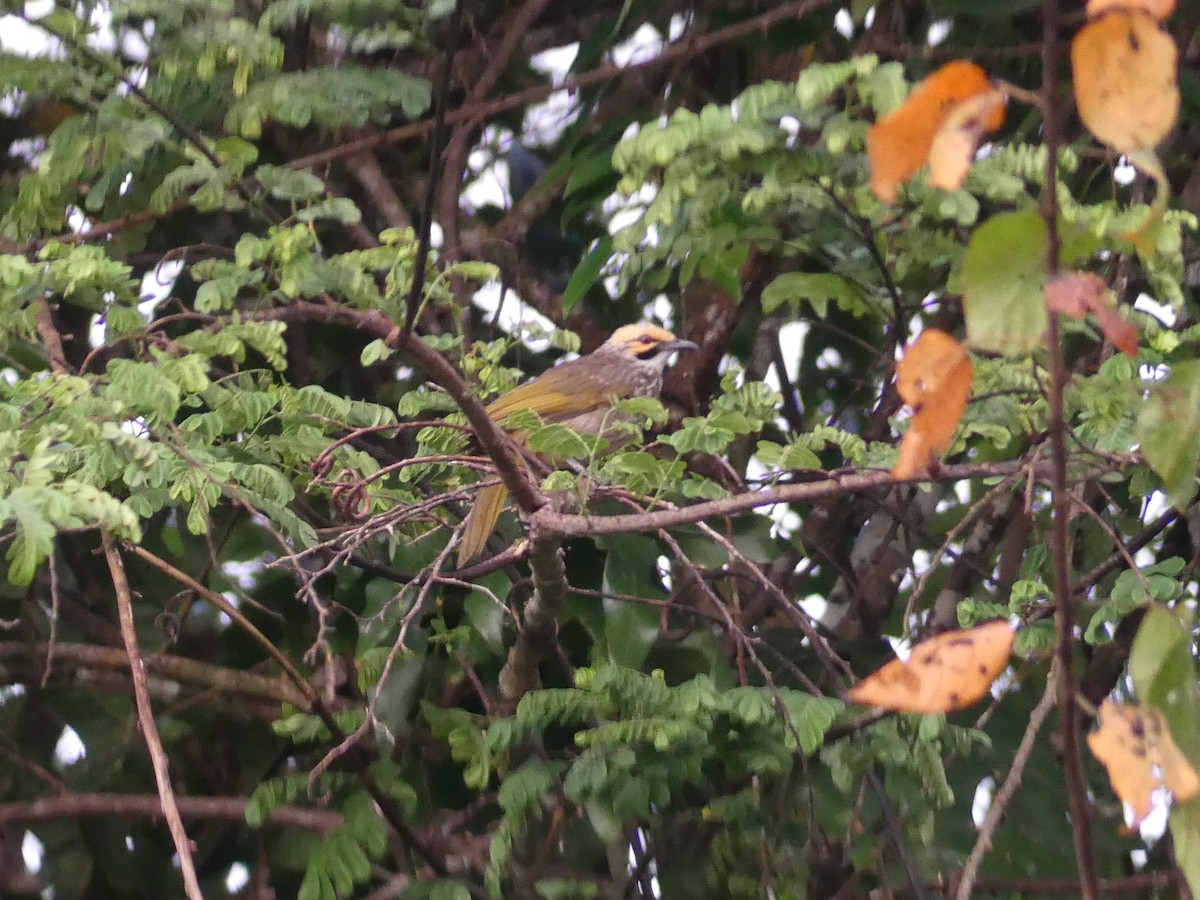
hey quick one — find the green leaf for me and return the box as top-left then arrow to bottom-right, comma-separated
1131,605 -> 1200,766
563,235 -> 611,316
1138,360 -> 1200,508
1172,803 -> 1200,900
256,164 -> 325,201
962,211 -> 1048,356
760,272 -> 866,318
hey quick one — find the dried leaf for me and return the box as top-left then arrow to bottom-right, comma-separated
847,621 -> 1015,714
891,329 -> 973,479
1045,272 -> 1139,356
928,89 -> 1008,193
1086,0 -> 1176,21
1088,700 -> 1200,825
867,61 -> 1001,203
1072,11 -> 1180,154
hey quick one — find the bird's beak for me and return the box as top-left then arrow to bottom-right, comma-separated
662,339 -> 699,353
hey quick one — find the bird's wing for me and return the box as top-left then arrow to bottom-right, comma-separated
485,360 -> 626,421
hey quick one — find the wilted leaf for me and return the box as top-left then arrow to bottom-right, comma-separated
892,329 -> 973,479
867,60 -> 1000,203
927,89 -> 1008,193
1072,11 -> 1180,155
1086,0 -> 1176,20
1045,272 -> 1138,356
847,621 -> 1015,714
1088,700 -> 1200,825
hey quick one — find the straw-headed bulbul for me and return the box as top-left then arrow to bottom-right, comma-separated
457,324 -> 697,566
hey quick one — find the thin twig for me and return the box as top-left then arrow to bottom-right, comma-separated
955,665 -> 1058,900
102,535 -> 204,900
1040,0 -> 1099,892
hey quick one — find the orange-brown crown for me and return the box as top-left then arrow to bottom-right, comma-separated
606,324 -> 686,358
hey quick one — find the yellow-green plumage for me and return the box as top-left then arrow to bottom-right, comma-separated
455,324 -> 695,567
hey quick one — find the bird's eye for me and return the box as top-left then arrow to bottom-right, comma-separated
634,343 -> 661,360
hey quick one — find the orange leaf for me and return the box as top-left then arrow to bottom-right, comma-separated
1045,273 -> 1139,356
928,89 -> 1008,194
867,61 -> 999,203
847,621 -> 1015,714
891,329 -> 973,479
1072,11 -> 1180,154
1087,701 -> 1200,826
1086,0 -> 1176,21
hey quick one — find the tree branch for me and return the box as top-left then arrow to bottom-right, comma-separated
0,641 -> 314,712
532,457 -> 1132,538
955,666 -> 1058,900
1040,0 -> 1098,892
102,535 -> 204,900
0,792 -> 342,834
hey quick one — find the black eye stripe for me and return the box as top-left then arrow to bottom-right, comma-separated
635,344 -> 662,359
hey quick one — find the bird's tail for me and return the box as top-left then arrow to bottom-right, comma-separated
457,481 -> 509,567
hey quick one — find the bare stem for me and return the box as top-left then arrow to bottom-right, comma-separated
955,666 -> 1058,900
1040,0 -> 1099,893
102,535 -> 204,900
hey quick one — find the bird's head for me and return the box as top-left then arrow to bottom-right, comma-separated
604,324 -> 698,367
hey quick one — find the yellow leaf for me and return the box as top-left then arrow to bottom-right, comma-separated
1086,0 -> 1175,21
928,89 -> 1008,194
847,621 -> 1015,714
1072,11 -> 1180,154
891,329 -> 973,480
1088,701 -> 1200,826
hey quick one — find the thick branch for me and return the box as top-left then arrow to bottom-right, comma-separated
498,525 -> 568,710
532,457 -> 1133,538
387,327 -> 547,516
0,793 -> 341,834
0,641 -> 313,712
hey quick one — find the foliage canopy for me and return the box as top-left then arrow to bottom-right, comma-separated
1,0 -> 1199,898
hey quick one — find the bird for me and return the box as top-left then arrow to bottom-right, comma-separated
456,324 -> 698,567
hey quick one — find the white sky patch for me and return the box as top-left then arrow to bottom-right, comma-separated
656,554 -> 672,592
1134,292 -> 1176,327
471,282 -> 557,353
120,417 -> 151,439
530,44 -> 578,84
226,862 -> 250,894
121,22 -> 151,62
954,479 -> 971,505
834,9 -> 854,39
647,294 -> 673,327
799,593 -> 828,624
0,684 -> 27,704
223,559 -> 263,590
139,257 -> 183,318
524,87 -> 580,145
54,725 -> 86,767
927,19 -> 952,47
745,454 -> 802,538
815,347 -> 842,371
1138,795 -> 1169,842
22,830 -> 43,875
0,4 -> 59,56
610,23 -> 664,68
1137,489 -> 1166,532
972,775 -> 995,827
1114,158 -> 1137,186
462,125 -> 510,211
